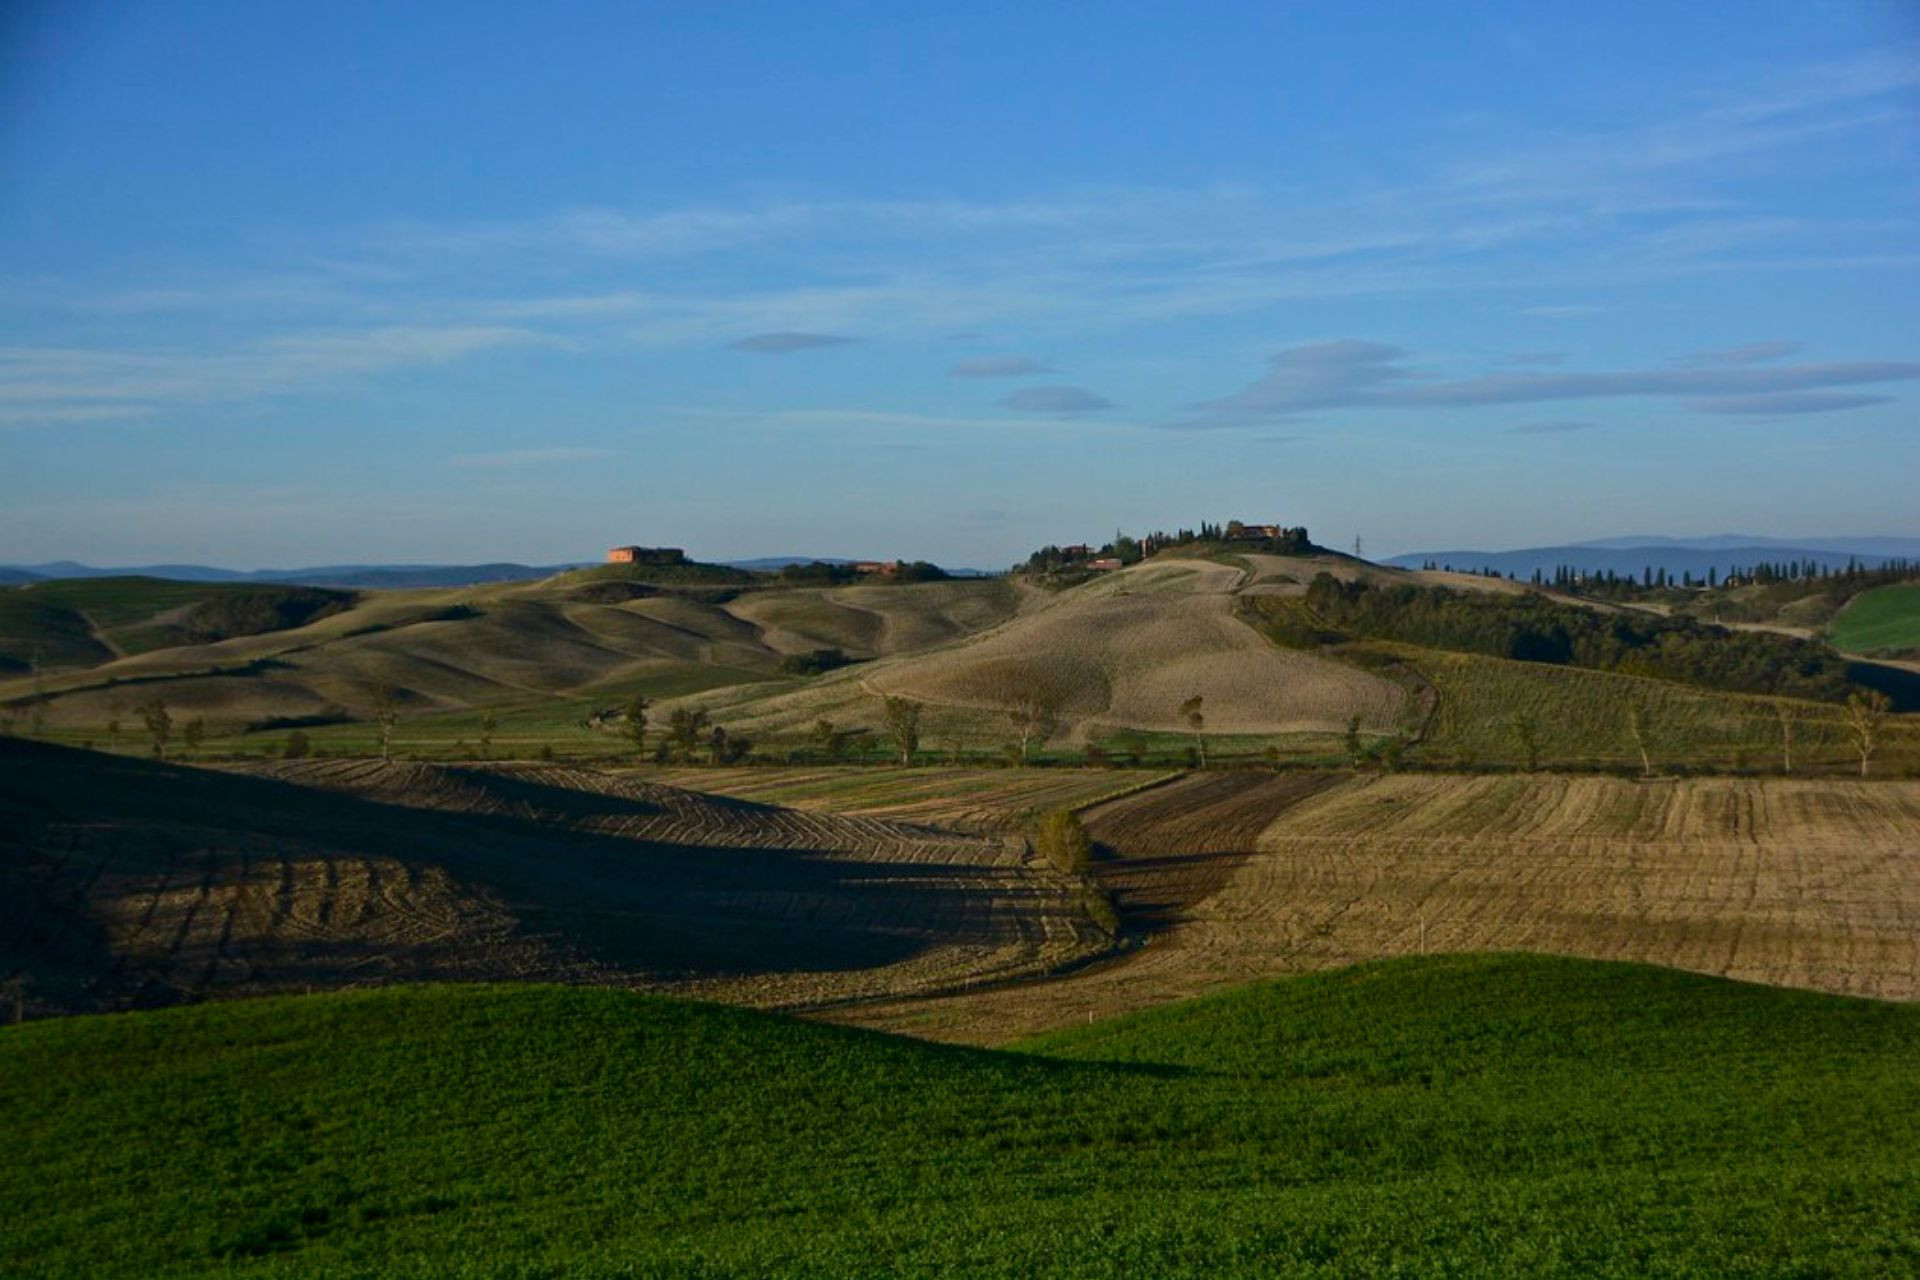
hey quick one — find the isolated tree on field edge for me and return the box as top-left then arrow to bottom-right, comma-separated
1625,701 -> 1654,778
181,717 -> 205,758
1775,703 -> 1795,776
1181,694 -> 1207,769
1008,693 -> 1061,765
1844,690 -> 1890,779
478,708 -> 498,756
882,696 -> 922,766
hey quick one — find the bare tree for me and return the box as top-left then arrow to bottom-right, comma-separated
1844,690 -> 1891,779
1008,694 -> 1061,765
1625,701 -> 1654,778
1775,704 -> 1795,776
1180,694 -> 1207,768
478,708 -> 498,756
138,697 -> 173,760
881,695 -> 922,766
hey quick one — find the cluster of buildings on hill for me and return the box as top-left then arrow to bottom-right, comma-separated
1036,520 -> 1312,574
605,546 -> 687,566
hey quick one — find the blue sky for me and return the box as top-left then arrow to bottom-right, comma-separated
2,1 -> 1916,568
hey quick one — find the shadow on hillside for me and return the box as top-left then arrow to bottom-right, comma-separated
0,740 -> 1040,1018
1847,660 -> 1920,713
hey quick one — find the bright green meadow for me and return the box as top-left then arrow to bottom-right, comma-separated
6,954 -> 1919,1277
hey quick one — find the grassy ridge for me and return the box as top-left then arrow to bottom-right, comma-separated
1832,583 -> 1920,656
7,955 -> 1919,1277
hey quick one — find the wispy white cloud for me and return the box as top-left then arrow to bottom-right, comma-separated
11,48 -> 1915,430
0,326 -> 552,425
1188,340 -> 1920,425
1690,392 -> 1893,416
997,385 -> 1114,413
1678,340 -> 1804,366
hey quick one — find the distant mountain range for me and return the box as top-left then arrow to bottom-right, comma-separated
0,561 -> 594,588
0,556 -> 992,588
1384,536 -> 1920,581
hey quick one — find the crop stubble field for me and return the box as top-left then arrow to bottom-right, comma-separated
639,764 -> 1174,830
840,771 -> 1920,1043
0,742 -> 1109,1019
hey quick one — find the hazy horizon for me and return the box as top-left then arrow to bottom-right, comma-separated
4,2 -> 1916,568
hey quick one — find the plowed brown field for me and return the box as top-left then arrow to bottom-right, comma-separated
837,773 -> 1920,1043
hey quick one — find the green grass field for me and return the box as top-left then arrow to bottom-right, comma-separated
1831,583 -> 1920,656
1406,645 -> 1902,771
6,954 -> 1918,1277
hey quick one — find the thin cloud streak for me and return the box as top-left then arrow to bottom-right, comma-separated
1190,340 -> 1920,424
998,385 -> 1114,413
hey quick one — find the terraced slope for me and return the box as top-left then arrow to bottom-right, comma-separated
0,740 -> 1107,1018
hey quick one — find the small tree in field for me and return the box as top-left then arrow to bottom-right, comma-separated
1775,704 -> 1795,776
283,730 -> 312,760
1180,694 -> 1207,768
1008,694 -> 1061,765
665,707 -> 710,762
1344,714 -> 1365,767
478,709 -> 498,756
1626,701 -> 1654,778
181,717 -> 205,758
138,697 -> 173,760
1844,690 -> 1890,779
882,696 -> 922,766
621,696 -> 650,760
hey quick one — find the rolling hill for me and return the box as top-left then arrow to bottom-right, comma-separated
5,546 -> 1912,770
7,956 -> 1920,1276
0,571 -> 1033,744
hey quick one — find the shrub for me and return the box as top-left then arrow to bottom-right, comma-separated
1033,809 -> 1093,874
